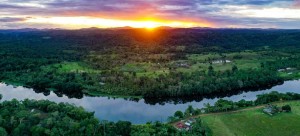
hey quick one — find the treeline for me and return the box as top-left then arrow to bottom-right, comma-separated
264,56 -> 300,73
206,91 -> 300,113
255,91 -> 300,104
0,95 -> 211,136
143,67 -> 284,99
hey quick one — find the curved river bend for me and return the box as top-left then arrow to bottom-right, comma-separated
0,80 -> 300,124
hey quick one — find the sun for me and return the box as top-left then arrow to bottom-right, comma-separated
141,21 -> 161,29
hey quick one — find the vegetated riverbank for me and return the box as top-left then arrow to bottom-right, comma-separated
167,91 -> 300,124
0,78 -> 287,105
167,92 -> 300,136
0,70 -> 289,101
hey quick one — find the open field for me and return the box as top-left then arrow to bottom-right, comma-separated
201,101 -> 300,136
41,62 -> 101,73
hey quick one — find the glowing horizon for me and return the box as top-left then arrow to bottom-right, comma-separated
24,16 -> 211,29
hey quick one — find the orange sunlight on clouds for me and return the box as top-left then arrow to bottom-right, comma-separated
25,16 -> 212,29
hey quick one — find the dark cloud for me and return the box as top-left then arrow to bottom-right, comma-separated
0,0 -> 282,16
0,17 -> 26,22
216,0 -> 282,5
0,3 -> 22,9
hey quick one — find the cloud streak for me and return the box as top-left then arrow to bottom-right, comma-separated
0,17 -> 26,22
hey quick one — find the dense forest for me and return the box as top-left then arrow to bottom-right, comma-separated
0,28 -> 300,102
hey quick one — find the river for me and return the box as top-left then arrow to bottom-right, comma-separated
0,80 -> 299,124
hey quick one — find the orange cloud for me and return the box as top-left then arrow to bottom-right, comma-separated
57,10 -> 213,28
24,16 -> 213,29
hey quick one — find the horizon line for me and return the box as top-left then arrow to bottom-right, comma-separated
1,27 -> 300,31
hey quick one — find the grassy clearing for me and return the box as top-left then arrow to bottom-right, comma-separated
178,50 -> 291,73
136,69 -> 169,78
42,62 -> 101,73
201,101 -> 300,136
187,53 -> 222,62
119,63 -> 155,73
177,52 -> 262,73
76,50 -> 291,78
119,62 -> 169,78
205,59 -> 260,71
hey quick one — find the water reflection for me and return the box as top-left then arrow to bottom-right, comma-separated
0,80 -> 299,124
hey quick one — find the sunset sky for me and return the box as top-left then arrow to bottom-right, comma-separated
0,0 -> 300,29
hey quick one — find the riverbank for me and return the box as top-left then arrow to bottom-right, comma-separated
171,100 -> 296,126
2,77 -> 298,104
0,80 -> 143,100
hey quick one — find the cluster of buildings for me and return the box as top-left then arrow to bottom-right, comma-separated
277,67 -> 297,75
212,59 -> 231,64
175,62 -> 190,68
175,118 -> 196,131
263,104 -> 291,116
263,104 -> 278,115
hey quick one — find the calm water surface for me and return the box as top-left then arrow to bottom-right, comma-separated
0,80 -> 299,124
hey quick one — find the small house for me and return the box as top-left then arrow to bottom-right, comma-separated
99,82 -> 106,85
175,122 -> 184,129
185,122 -> 191,127
176,62 -> 190,68
286,67 -> 292,70
175,121 -> 191,131
263,107 -> 273,115
263,104 -> 278,115
187,118 -> 196,124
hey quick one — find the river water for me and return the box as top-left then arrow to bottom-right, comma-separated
0,80 -> 299,124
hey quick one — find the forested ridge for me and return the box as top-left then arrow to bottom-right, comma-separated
0,28 -> 300,102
